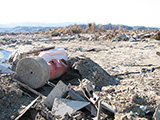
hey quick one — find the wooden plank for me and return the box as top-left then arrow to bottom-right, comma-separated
24,46 -> 55,55
12,78 -> 45,98
15,96 -> 40,120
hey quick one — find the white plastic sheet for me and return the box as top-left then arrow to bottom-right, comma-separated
0,49 -> 12,67
0,49 -> 13,73
38,47 -> 68,63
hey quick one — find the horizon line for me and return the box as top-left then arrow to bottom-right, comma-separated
0,22 -> 159,29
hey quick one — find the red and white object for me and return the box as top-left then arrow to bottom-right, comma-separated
48,59 -> 69,80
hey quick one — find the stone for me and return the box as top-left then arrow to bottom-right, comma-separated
8,44 -> 16,48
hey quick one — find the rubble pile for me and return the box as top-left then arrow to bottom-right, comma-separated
101,77 -> 159,119
0,29 -> 160,120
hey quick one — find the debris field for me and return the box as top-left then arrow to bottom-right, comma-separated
0,29 -> 160,120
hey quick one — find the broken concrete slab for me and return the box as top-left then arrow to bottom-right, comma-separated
52,97 -> 90,117
44,81 -> 69,109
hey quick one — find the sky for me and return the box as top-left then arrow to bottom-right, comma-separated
0,0 -> 160,27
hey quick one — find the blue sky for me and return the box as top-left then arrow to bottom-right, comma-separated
0,0 -> 160,27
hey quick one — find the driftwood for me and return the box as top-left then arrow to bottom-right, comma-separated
24,46 -> 55,55
15,96 -> 40,120
113,71 -> 140,77
97,99 -> 102,120
78,79 -> 98,110
12,78 -> 46,98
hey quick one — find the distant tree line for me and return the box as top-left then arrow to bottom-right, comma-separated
45,23 -> 159,35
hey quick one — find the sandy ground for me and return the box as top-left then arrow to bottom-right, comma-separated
0,33 -> 160,119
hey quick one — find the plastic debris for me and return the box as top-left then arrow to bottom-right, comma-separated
0,49 -> 12,67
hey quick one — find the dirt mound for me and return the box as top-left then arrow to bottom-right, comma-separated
0,73 -> 34,120
69,57 -> 119,90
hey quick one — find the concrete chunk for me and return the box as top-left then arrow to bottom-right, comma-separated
16,57 -> 50,89
44,81 -> 69,109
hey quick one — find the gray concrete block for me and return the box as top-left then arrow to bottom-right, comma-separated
16,57 -> 50,89
44,81 -> 69,109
